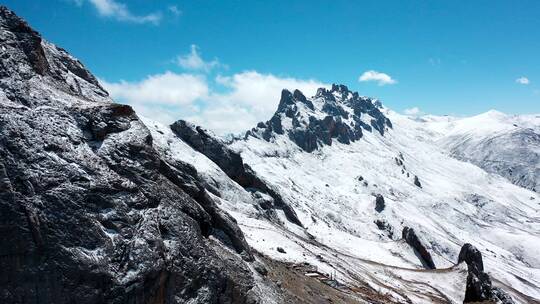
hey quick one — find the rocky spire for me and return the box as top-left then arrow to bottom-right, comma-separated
245,84 -> 392,152
458,244 -> 515,303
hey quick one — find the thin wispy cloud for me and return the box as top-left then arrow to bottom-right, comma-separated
176,45 -> 223,72
73,0 -> 162,24
168,5 -> 182,17
516,77 -> 530,85
358,70 -> 397,86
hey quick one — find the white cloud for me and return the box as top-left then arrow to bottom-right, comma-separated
358,70 -> 397,86
79,0 -> 162,24
403,107 -> 423,116
100,71 -> 208,105
185,106 -> 259,136
214,71 -> 328,117
516,77 -> 530,85
193,71 -> 328,134
176,45 -> 222,72
100,70 -> 328,135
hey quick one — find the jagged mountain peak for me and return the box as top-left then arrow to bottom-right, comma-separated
0,5 -> 110,107
245,83 -> 392,152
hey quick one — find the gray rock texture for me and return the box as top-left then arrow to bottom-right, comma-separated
458,243 -> 515,304
0,6 -> 258,304
245,84 -> 392,153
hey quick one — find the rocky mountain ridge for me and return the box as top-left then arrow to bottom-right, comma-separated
245,84 -> 392,152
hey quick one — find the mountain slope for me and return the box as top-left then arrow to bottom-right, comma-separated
420,110 -> 540,193
149,85 -> 540,303
226,87 -> 539,303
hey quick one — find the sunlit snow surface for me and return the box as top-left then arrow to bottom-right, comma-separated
143,110 -> 540,303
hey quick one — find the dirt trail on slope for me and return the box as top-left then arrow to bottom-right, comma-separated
258,253 -> 400,304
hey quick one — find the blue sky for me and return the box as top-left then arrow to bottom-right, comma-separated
5,0 -> 540,133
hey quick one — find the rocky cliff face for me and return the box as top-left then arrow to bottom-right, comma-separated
245,84 -> 392,152
0,6 -> 259,304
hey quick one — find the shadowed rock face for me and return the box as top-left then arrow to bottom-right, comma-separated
0,6 -> 257,304
245,84 -> 392,152
401,227 -> 436,270
458,244 -> 515,304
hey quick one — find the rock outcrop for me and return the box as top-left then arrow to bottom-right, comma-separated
374,194 -> 385,212
413,175 -> 422,188
0,6 -> 259,303
170,120 -> 303,227
245,84 -> 392,152
458,243 -> 515,303
402,227 -> 436,269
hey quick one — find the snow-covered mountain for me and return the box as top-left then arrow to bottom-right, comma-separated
419,111 -> 540,193
2,4 -> 539,304
147,85 -> 540,303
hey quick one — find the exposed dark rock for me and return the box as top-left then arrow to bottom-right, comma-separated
402,227 -> 436,269
277,247 -> 286,254
171,120 -> 303,228
374,194 -> 385,212
457,243 -> 515,303
0,7 -> 257,303
458,243 -> 484,273
253,260 -> 268,276
458,244 -> 492,303
0,6 -> 48,76
245,84 -> 392,152
0,6 -> 108,108
491,287 -> 516,304
374,219 -> 394,239
413,175 -> 422,188
293,89 -> 314,110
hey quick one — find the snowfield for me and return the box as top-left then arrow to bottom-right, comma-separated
144,94 -> 540,303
